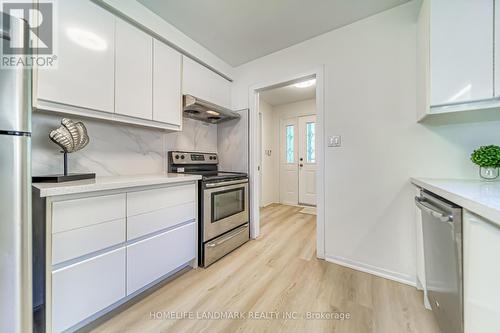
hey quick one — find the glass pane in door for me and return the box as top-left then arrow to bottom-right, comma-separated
306,122 -> 315,163
286,125 -> 294,163
212,188 -> 244,222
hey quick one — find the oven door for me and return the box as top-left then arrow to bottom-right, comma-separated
203,180 -> 249,242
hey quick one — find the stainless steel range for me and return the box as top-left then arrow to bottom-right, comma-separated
168,151 -> 249,267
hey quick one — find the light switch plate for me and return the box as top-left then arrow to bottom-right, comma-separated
328,135 -> 341,147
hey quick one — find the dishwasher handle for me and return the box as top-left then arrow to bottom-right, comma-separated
415,196 -> 453,222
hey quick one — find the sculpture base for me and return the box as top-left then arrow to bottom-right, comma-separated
32,173 -> 96,183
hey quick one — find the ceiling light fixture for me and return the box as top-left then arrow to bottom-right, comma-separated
293,79 -> 316,88
206,110 -> 220,116
66,27 -> 108,51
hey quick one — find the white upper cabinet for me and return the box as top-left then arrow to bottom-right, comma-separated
153,40 -> 182,126
37,0 -> 115,113
430,0 -> 493,106
182,56 -> 231,108
416,0 -> 431,121
115,19 -> 153,120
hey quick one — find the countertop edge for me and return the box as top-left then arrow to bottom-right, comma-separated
33,174 -> 202,198
411,178 -> 500,226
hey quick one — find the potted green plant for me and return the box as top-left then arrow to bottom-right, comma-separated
470,145 -> 500,180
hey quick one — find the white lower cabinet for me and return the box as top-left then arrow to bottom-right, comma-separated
48,183 -> 198,332
464,211 -> 500,333
52,248 -> 126,333
126,222 -> 196,295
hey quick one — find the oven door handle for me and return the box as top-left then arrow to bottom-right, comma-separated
207,227 -> 248,247
205,179 -> 248,188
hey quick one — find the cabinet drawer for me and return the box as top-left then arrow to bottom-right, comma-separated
52,219 -> 126,265
52,247 -> 126,333
127,202 -> 196,240
127,184 -> 196,217
126,222 -> 196,294
52,194 -> 126,233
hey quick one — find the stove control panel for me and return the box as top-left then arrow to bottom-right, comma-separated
170,151 -> 218,164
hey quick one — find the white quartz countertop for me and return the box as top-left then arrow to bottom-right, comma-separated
411,178 -> 500,225
33,173 -> 202,197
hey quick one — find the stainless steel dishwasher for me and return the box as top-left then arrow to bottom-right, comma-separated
415,190 -> 463,333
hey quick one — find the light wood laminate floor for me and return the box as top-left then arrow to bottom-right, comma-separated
89,204 -> 440,333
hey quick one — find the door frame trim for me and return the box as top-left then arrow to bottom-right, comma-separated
248,66 -> 325,259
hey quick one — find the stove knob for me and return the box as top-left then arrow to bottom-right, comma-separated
181,155 -> 185,159
175,154 -> 180,160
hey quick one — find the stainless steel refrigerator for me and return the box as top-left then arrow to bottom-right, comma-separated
0,13 -> 33,333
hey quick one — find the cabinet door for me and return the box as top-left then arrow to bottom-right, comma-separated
37,0 -> 114,112
182,56 -> 231,108
464,211 -> 500,333
416,0 -> 430,120
126,222 -> 196,295
115,19 -> 153,120
153,40 -> 182,126
52,248 -> 126,333
430,0 -> 493,106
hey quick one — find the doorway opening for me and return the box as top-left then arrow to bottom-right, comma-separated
259,79 -> 317,208
249,68 -> 325,259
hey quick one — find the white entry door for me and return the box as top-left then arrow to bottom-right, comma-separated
279,118 -> 299,205
298,115 -> 317,206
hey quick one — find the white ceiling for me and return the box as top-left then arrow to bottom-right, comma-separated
137,0 -> 410,66
260,81 -> 316,106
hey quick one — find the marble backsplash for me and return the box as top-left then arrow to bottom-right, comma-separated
217,109 -> 249,173
32,113 -> 218,177
164,118 -> 218,153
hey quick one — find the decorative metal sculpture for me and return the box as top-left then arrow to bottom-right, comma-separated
49,118 -> 90,154
33,118 -> 95,183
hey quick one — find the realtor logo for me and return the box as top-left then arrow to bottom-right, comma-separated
1,1 -> 57,68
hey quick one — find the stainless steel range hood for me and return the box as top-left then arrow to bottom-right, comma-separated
183,95 -> 240,124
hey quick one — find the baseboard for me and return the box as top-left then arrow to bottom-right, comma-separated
261,202 -> 279,208
325,255 -> 416,287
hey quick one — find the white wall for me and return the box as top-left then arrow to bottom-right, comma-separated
232,1 -> 500,284
259,100 -> 276,206
272,98 -> 316,120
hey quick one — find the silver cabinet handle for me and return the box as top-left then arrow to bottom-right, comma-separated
415,197 -> 452,222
